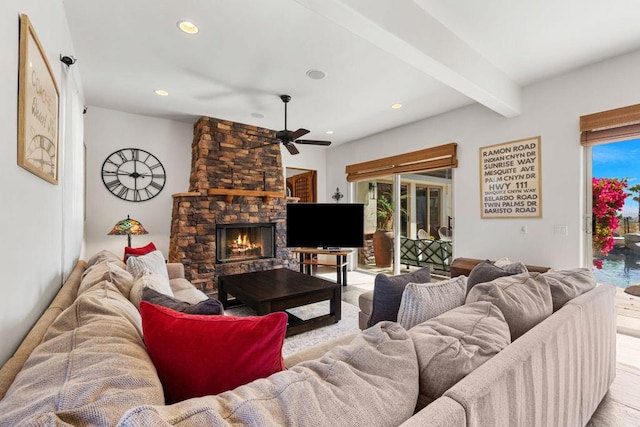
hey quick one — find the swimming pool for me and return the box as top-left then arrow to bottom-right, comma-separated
593,257 -> 639,289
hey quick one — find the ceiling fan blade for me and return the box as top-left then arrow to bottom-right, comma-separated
295,139 -> 332,146
287,128 -> 310,140
284,142 -> 299,155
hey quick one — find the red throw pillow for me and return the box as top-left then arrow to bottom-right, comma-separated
140,301 -> 288,403
124,242 -> 157,262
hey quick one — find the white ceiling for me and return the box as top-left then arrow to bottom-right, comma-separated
62,0 -> 640,149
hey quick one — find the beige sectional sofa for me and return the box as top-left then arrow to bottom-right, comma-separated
0,251 -> 616,426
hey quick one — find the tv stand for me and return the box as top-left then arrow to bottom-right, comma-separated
291,248 -> 353,286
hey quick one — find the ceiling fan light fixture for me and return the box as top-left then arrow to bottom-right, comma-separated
154,89 -> 169,96
177,20 -> 199,34
306,69 -> 327,80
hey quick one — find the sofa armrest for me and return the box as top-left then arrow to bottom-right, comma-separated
358,290 -> 374,330
399,396 -> 466,427
166,263 -> 185,280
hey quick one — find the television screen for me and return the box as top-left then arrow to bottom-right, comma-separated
286,203 -> 365,249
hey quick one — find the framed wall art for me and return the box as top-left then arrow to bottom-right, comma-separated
479,136 -> 542,218
17,14 -> 60,185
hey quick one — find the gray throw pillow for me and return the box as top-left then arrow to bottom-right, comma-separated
542,268 -> 596,311
368,266 -> 431,327
397,276 -> 467,329
465,261 -> 514,295
409,301 -> 511,411
142,287 -> 224,315
465,272 -> 553,341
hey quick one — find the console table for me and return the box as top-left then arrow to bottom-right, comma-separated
291,248 -> 353,286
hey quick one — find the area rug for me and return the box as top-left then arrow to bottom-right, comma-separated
225,301 -> 361,358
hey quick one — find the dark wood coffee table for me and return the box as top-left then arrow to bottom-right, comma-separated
218,268 -> 341,337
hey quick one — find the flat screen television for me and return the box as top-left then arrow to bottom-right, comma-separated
286,203 -> 365,249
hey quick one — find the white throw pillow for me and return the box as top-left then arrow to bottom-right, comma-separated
397,276 -> 467,329
129,269 -> 174,309
126,250 -> 169,281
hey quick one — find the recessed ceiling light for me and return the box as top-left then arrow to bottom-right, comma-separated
177,20 -> 199,34
154,89 -> 169,96
391,103 -> 402,109
251,112 -> 264,119
325,130 -> 334,135
306,69 -> 327,80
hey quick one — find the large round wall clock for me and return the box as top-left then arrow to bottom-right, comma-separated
101,148 -> 166,202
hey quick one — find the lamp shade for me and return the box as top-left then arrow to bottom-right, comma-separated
108,215 -> 148,247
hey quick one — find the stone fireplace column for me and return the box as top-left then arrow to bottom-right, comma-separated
168,117 -> 295,294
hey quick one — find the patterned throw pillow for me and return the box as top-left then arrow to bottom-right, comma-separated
126,250 -> 169,281
368,266 -> 431,327
397,276 -> 467,329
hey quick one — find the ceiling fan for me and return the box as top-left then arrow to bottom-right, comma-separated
272,94 -> 332,155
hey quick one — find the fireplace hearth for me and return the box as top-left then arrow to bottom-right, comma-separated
216,223 -> 275,264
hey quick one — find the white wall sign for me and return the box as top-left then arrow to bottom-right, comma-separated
480,136 -> 542,218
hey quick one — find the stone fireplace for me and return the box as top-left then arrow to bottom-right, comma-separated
168,117 -> 295,294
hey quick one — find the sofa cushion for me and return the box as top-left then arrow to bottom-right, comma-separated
465,273 -> 553,341
126,250 -> 169,281
142,287 -> 223,315
140,302 -> 288,404
169,277 -> 210,304
118,322 -> 419,427
86,249 -> 127,269
409,301 -> 510,411
397,276 -> 467,329
124,241 -> 157,261
465,260 -> 516,295
368,266 -> 431,327
78,260 -> 134,297
542,268 -> 597,311
129,270 -> 174,309
0,281 -> 163,426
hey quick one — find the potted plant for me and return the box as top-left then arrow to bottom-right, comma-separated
373,191 -> 395,267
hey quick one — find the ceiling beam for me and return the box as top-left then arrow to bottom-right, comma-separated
294,0 -> 522,117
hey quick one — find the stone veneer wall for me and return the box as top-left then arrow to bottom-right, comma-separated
169,117 -> 295,294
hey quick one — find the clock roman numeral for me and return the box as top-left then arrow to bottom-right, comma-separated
117,186 -> 129,199
134,190 -> 142,201
106,179 -> 120,189
116,151 -> 128,163
130,149 -> 139,161
149,181 -> 163,190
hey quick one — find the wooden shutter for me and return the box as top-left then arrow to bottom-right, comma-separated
580,104 -> 640,146
345,143 -> 457,182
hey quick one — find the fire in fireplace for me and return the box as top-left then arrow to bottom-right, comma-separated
216,223 -> 276,264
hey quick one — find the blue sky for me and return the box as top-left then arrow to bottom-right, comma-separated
593,138 -> 640,218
